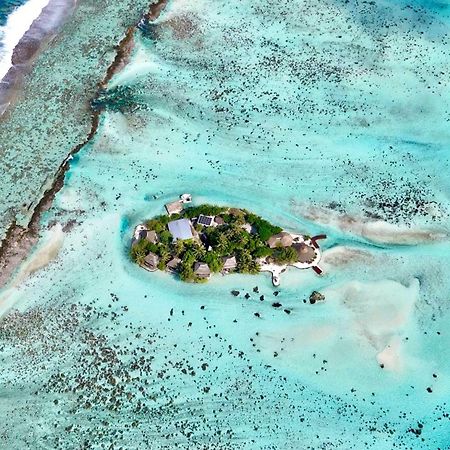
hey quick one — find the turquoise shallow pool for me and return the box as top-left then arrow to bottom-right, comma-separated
0,0 -> 449,448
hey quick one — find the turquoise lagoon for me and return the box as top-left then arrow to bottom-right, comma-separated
0,0 -> 450,448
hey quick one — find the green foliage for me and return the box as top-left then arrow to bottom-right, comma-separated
245,213 -> 282,241
134,204 -> 289,282
236,249 -> 260,274
195,276 -> 208,284
179,252 -> 196,282
204,251 -> 224,273
130,239 -> 157,264
272,246 -> 298,264
253,246 -> 273,258
180,241 -> 206,261
183,204 -> 227,219
172,240 -> 185,257
156,244 -> 171,262
159,230 -> 173,245
146,216 -> 168,233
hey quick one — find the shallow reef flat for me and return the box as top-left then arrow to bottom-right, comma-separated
0,0 -> 151,238
0,0 -> 449,448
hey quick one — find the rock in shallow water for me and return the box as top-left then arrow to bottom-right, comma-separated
309,291 -> 325,304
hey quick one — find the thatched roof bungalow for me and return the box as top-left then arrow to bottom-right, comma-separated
143,252 -> 159,271
293,243 -> 316,264
194,262 -> 211,279
267,232 -> 293,249
166,257 -> 181,272
222,256 -> 237,271
146,230 -> 158,244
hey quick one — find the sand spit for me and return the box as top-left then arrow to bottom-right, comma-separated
321,246 -> 374,268
0,0 -> 77,116
294,203 -> 448,245
0,0 -> 169,289
0,224 -> 64,317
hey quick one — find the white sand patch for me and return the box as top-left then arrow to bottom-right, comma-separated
0,224 -> 64,316
377,337 -> 404,372
321,246 -> 374,268
327,279 -> 418,355
162,0 -> 207,20
255,278 -> 420,391
293,203 -> 448,245
109,44 -> 162,89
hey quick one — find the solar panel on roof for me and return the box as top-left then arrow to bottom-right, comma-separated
197,215 -> 213,226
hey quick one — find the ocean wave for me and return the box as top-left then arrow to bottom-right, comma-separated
0,0 -> 49,81
0,0 -> 76,115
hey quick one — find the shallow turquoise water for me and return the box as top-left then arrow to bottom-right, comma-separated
0,0 -> 449,448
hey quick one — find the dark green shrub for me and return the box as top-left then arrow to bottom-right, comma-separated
272,246 -> 297,264
183,204 -> 227,219
204,251 -> 224,273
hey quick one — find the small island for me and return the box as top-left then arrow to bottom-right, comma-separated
131,195 -> 325,285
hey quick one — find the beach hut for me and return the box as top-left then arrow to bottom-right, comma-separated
165,200 -> 183,216
267,232 -> 293,249
143,252 -> 159,271
166,257 -> 181,273
168,218 -> 194,241
194,262 -> 211,279
146,230 -> 158,244
293,243 -> 316,264
222,256 -> 237,272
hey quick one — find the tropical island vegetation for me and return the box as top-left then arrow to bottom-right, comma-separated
130,202 -> 323,284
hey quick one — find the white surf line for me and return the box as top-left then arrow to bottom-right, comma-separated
0,0 -> 50,81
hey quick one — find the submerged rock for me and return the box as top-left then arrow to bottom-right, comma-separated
309,291 -> 325,304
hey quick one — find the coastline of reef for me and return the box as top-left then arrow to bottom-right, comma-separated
0,0 -> 169,289
0,0 -> 77,117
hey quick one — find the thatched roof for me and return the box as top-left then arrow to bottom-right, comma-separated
166,257 -> 181,271
293,243 -> 316,263
194,262 -> 211,277
144,252 -> 159,269
228,208 -> 244,217
267,232 -> 293,249
146,230 -> 158,244
222,256 -> 237,270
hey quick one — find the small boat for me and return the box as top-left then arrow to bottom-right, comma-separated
180,193 -> 192,203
